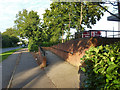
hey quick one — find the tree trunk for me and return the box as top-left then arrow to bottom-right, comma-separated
62,28 -> 64,43
80,3 -> 83,29
68,13 -> 71,40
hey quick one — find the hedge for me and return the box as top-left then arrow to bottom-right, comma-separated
81,41 -> 120,89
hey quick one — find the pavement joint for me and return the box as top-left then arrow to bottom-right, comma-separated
44,70 -> 57,88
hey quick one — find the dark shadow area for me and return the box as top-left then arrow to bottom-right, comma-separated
4,49 -> 56,88
78,69 -> 86,88
9,49 -> 48,88
78,66 -> 107,89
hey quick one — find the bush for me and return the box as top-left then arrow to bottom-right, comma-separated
40,41 -> 59,47
28,39 -> 38,52
28,43 -> 38,52
81,41 -> 120,89
2,35 -> 19,48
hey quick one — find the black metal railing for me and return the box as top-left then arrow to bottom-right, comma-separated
51,47 -> 73,55
89,30 -> 120,38
62,30 -> 120,43
39,46 -> 46,56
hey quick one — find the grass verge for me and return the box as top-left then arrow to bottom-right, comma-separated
0,48 -> 23,62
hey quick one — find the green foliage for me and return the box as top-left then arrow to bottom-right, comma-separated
14,9 -> 42,42
43,2 -> 106,41
31,44 -> 38,52
2,34 -> 19,48
28,39 -> 38,52
81,42 -> 120,89
2,27 -> 20,48
2,27 -> 18,37
40,41 -> 59,47
14,9 -> 48,50
28,44 -> 38,52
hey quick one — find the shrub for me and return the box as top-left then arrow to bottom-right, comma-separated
40,41 -> 59,47
28,39 -> 38,52
81,41 -> 120,89
28,43 -> 38,52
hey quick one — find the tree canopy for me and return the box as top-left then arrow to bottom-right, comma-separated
43,2 -> 106,41
13,2 -> 107,48
14,9 -> 41,42
2,34 -> 19,48
2,27 -> 20,48
2,27 -> 18,36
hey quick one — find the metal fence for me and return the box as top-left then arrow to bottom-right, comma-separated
74,30 -> 120,39
89,30 -> 120,38
62,30 -> 120,43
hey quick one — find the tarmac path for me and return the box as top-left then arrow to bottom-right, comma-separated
2,49 -> 81,89
2,49 -> 22,88
10,49 -> 55,88
24,51 -> 80,88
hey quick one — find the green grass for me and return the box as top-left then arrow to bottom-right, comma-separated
0,48 -> 23,62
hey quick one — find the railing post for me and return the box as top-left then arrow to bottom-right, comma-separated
89,30 -> 91,38
113,30 -> 114,38
105,31 -> 107,38
82,31 -> 83,38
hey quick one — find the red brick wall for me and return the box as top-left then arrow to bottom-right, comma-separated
43,37 -> 120,67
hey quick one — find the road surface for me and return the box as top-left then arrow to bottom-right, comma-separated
1,46 -> 21,53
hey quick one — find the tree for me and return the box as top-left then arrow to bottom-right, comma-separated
2,27 -> 18,36
43,2 -> 106,42
98,1 -> 120,20
10,36 -> 19,46
14,9 -> 41,43
2,27 -> 20,47
43,8 -> 64,43
2,34 -> 19,48
2,35 -> 12,47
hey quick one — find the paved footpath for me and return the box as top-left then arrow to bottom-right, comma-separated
2,49 -> 81,89
11,49 -> 55,88
2,49 -> 22,88
24,51 -> 80,88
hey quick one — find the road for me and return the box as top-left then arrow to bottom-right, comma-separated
1,46 -> 21,53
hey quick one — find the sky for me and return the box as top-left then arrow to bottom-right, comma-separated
0,0 -> 52,33
0,0 -> 119,38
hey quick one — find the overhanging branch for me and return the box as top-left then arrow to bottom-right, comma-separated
98,4 -> 120,20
